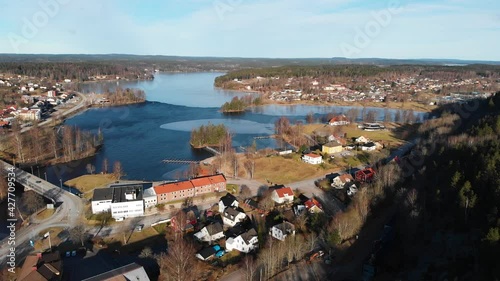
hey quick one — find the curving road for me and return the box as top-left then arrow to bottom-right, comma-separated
0,160 -> 84,265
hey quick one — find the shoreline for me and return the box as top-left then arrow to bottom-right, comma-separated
214,86 -> 436,113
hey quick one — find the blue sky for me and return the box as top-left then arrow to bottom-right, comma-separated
0,0 -> 499,60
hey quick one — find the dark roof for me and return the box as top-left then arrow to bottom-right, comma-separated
325,173 -> 341,181
220,193 -> 237,207
112,185 -> 143,202
363,142 -> 376,147
240,229 -> 258,245
223,207 -> 245,221
273,221 -> 295,234
205,222 -> 223,235
197,247 -> 217,259
92,188 -> 113,201
269,184 -> 285,191
244,199 -> 259,209
298,194 -> 310,204
82,263 -> 146,281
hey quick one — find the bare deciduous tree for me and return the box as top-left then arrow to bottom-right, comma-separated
69,224 -> 86,246
159,235 -> 197,281
22,191 -> 44,214
113,161 -> 125,180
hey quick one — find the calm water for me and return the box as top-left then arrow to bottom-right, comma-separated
44,72 -> 427,185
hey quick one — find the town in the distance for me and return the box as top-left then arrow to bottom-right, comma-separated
0,1 -> 499,280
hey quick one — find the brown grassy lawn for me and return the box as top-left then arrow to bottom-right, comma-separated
303,123 -> 414,146
35,208 -> 55,220
254,155 -> 330,184
65,174 -> 117,198
35,227 -> 65,251
127,226 -> 159,244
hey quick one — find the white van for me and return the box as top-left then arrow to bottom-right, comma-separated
115,217 -> 125,222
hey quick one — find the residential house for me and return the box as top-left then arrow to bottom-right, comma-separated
196,245 -> 225,261
18,251 -> 63,281
361,142 -> 377,151
270,221 -> 295,241
302,153 -> 323,165
226,228 -> 259,253
219,193 -> 239,213
332,174 -> 354,189
304,198 -> 323,213
355,136 -> 370,144
190,174 -> 227,194
325,173 -> 341,182
271,187 -> 294,204
222,207 -> 247,227
322,141 -> 343,154
82,263 -> 150,281
355,168 -> 376,182
196,246 -> 217,261
194,222 -> 225,243
328,114 -> 350,126
276,148 -> 293,155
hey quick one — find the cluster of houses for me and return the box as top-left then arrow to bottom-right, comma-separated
238,74 -> 494,106
193,185 -> 322,261
91,174 -> 227,220
0,77 -> 76,125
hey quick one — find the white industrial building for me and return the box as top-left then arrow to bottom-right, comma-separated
91,183 -> 145,219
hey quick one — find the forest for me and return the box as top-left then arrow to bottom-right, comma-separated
365,92 -> 500,279
102,87 -> 146,105
190,123 -> 231,149
3,120 -> 102,166
220,96 -> 262,113
214,64 -> 500,86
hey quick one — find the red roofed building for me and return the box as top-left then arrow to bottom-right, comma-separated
328,114 -> 350,126
271,187 -> 294,204
154,181 -> 195,204
302,153 -> 323,165
154,174 -> 226,204
304,198 -> 323,213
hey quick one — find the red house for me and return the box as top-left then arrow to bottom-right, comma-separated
355,168 -> 376,183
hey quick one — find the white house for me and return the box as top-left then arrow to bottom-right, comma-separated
222,207 -> 247,227
64,79 -> 71,83
361,142 -> 377,151
302,153 -> 323,165
271,187 -> 294,204
332,174 -> 354,189
355,136 -> 370,144
328,114 -> 350,126
142,187 -> 157,208
219,193 -> 239,213
226,228 -> 259,253
194,222 -> 225,243
270,222 -> 295,241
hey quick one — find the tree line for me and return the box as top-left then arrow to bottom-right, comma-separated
7,120 -> 102,165
221,96 -> 262,113
102,87 -> 146,105
190,123 -> 231,149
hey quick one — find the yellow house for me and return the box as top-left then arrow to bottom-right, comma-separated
322,141 -> 343,154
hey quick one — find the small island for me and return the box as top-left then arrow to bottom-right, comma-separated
94,87 -> 146,106
220,96 -> 262,113
190,123 -> 231,149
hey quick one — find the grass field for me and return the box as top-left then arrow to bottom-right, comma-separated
127,226 -> 159,244
35,227 -> 65,251
35,208 -> 55,221
303,123 -> 412,146
65,174 -> 117,199
254,155 -> 326,184
226,184 -> 239,194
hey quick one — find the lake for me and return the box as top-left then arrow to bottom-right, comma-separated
43,72 -> 427,185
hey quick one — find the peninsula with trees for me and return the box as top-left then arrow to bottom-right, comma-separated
189,123 -> 231,149
220,96 -> 262,113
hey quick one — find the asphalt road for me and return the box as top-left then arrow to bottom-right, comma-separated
0,160 -> 84,266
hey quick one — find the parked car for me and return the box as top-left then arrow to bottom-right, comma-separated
134,225 -> 144,232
